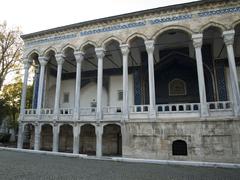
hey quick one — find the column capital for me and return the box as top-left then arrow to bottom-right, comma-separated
95,47 -> 105,59
55,53 -> 65,65
74,51 -> 84,63
38,56 -> 48,66
223,30 -> 235,46
22,59 -> 31,69
120,44 -> 129,56
192,34 -> 203,48
145,40 -> 154,53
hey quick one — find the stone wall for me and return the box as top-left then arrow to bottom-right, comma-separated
123,119 -> 240,163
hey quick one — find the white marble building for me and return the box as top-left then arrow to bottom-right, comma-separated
18,0 -> 240,162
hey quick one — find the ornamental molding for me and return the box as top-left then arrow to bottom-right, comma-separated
24,5 -> 240,47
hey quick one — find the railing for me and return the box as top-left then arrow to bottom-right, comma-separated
103,106 -> 122,114
129,105 -> 149,113
60,108 -> 73,115
25,109 -> 37,115
23,101 -> 233,118
207,101 -> 232,111
79,107 -> 96,116
156,103 -> 200,113
41,108 -> 54,115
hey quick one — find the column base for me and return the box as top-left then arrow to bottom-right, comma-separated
122,111 -> 129,121
233,105 -> 240,117
200,103 -> 209,118
96,111 -> 103,121
148,107 -> 156,119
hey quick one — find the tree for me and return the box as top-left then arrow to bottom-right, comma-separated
0,22 -> 23,90
0,78 -> 33,130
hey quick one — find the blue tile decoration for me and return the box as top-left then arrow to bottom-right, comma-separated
80,21 -> 146,36
134,69 -> 142,105
198,7 -> 240,17
216,60 -> 228,101
26,33 -> 77,46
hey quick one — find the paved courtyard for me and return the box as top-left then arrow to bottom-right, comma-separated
0,150 -> 239,180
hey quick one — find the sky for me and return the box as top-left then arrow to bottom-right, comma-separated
0,0 -> 198,34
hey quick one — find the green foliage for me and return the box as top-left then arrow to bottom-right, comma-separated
0,78 -> 33,130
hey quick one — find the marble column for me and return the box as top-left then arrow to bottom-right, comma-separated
34,123 -> 41,150
95,48 -> 105,120
37,57 -> 48,115
192,34 -> 209,117
20,59 -> 31,116
17,123 -> 24,149
120,44 -> 130,120
73,124 -> 80,154
145,40 -> 156,118
32,66 -> 40,109
73,51 -> 84,120
96,125 -> 103,157
54,54 -> 65,115
52,124 -> 59,152
223,30 -> 240,116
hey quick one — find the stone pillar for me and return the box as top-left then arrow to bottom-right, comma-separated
34,123 -> 41,150
95,125 -> 103,157
52,124 -> 59,152
20,59 -> 31,116
145,40 -> 156,118
54,54 -> 65,115
192,34 -> 209,117
73,124 -> 80,154
95,48 -> 105,120
32,66 -> 40,109
223,30 -> 240,116
73,51 -> 84,120
37,57 -> 48,115
17,123 -> 24,149
120,44 -> 130,120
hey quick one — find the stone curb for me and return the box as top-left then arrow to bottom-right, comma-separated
1,147 -> 240,169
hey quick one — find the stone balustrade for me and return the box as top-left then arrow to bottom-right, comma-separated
22,101 -> 234,121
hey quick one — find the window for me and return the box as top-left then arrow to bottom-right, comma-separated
118,90 -> 123,101
172,140 -> 188,156
63,92 -> 69,103
169,79 -> 186,96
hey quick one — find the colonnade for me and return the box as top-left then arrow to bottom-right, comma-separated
17,123 -> 116,157
19,30 -> 240,121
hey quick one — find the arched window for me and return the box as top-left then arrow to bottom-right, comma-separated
168,79 -> 187,96
172,140 -> 188,156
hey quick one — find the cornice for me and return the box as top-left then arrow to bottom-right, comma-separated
21,0 -> 238,41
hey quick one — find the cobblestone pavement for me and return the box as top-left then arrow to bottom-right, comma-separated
0,150 -> 239,180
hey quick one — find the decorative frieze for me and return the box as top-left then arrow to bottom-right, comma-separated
198,6 -> 240,17
25,6 -> 240,46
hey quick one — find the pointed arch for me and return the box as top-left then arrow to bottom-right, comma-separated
152,25 -> 193,41
26,49 -> 40,60
101,36 -> 122,48
231,19 -> 240,29
79,40 -> 97,51
126,33 -> 148,45
40,123 -> 53,129
59,123 -> 74,129
23,122 -> 35,129
60,43 -> 76,54
200,21 -> 227,33
42,46 -> 58,57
